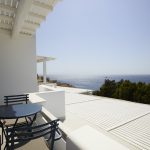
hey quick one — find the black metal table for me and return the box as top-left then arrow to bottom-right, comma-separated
0,103 -> 42,120
0,103 -> 42,147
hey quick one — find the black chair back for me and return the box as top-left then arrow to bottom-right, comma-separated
4,94 -> 29,105
5,119 -> 61,150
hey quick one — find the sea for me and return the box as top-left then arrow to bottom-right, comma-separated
48,75 -> 150,90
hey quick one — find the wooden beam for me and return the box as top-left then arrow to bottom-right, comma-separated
20,31 -> 33,36
0,15 -> 14,23
22,26 -> 35,32
12,0 -> 34,37
33,1 -> 53,11
20,30 -> 34,35
29,12 -> 45,20
24,20 -> 40,29
52,0 -> 61,6
22,26 -> 35,31
0,3 -> 16,14
0,28 -> 11,35
27,12 -> 45,24
0,22 -> 12,29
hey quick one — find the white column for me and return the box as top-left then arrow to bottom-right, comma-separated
43,60 -> 47,84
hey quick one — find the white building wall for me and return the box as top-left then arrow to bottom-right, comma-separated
0,33 -> 37,105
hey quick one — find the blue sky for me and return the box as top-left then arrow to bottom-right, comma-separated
36,0 -> 150,77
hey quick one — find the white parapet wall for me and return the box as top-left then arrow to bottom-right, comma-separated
29,85 -> 66,150
66,125 -> 129,150
39,91 -> 65,120
29,86 -> 65,120
41,107 -> 69,150
38,84 -> 58,92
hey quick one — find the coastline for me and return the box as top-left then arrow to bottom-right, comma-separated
48,74 -> 150,90
37,74 -> 150,90
37,75 -> 74,88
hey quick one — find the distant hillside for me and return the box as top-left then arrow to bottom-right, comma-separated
37,75 -> 74,87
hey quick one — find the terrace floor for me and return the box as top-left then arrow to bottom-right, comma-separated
62,91 -> 150,150
0,114 -> 58,150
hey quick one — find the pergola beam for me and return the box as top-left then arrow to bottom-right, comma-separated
0,3 -> 15,14
24,20 -> 40,28
22,26 -> 35,32
0,28 -> 11,35
37,56 -> 55,84
0,0 -> 60,36
33,1 -> 53,11
29,12 -> 46,20
0,22 -> 12,30
27,12 -> 45,24
12,0 -> 34,37
0,15 -> 13,22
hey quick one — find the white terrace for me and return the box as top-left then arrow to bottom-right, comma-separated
42,85 -> 150,150
0,1 -> 150,150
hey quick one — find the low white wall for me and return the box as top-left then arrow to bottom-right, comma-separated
38,85 -> 53,92
36,107 -> 67,150
66,126 -> 129,150
29,88 -> 67,150
37,91 -> 65,120
38,84 -> 57,92
0,33 -> 37,105
29,89 -> 65,120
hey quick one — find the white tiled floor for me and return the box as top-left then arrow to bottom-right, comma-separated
64,93 -> 150,150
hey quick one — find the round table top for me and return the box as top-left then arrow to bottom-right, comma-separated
0,103 -> 42,119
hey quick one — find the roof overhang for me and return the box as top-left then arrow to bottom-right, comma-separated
37,56 -> 55,63
0,0 -> 60,37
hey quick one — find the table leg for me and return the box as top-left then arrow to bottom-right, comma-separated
13,118 -> 18,128
0,135 -> 1,150
31,113 -> 37,125
26,113 -> 37,127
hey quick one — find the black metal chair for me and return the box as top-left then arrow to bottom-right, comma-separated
3,94 -> 31,126
4,94 -> 29,106
1,94 -> 34,145
4,93 -> 37,124
4,119 -> 61,150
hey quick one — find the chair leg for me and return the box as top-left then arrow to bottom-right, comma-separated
0,124 -> 3,145
1,124 -> 5,146
50,131 -> 55,150
4,145 -> 6,150
0,135 -> 1,150
50,140 -> 54,150
2,127 -> 5,146
4,139 -> 10,150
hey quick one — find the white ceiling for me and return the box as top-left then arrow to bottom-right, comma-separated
0,0 -> 59,36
